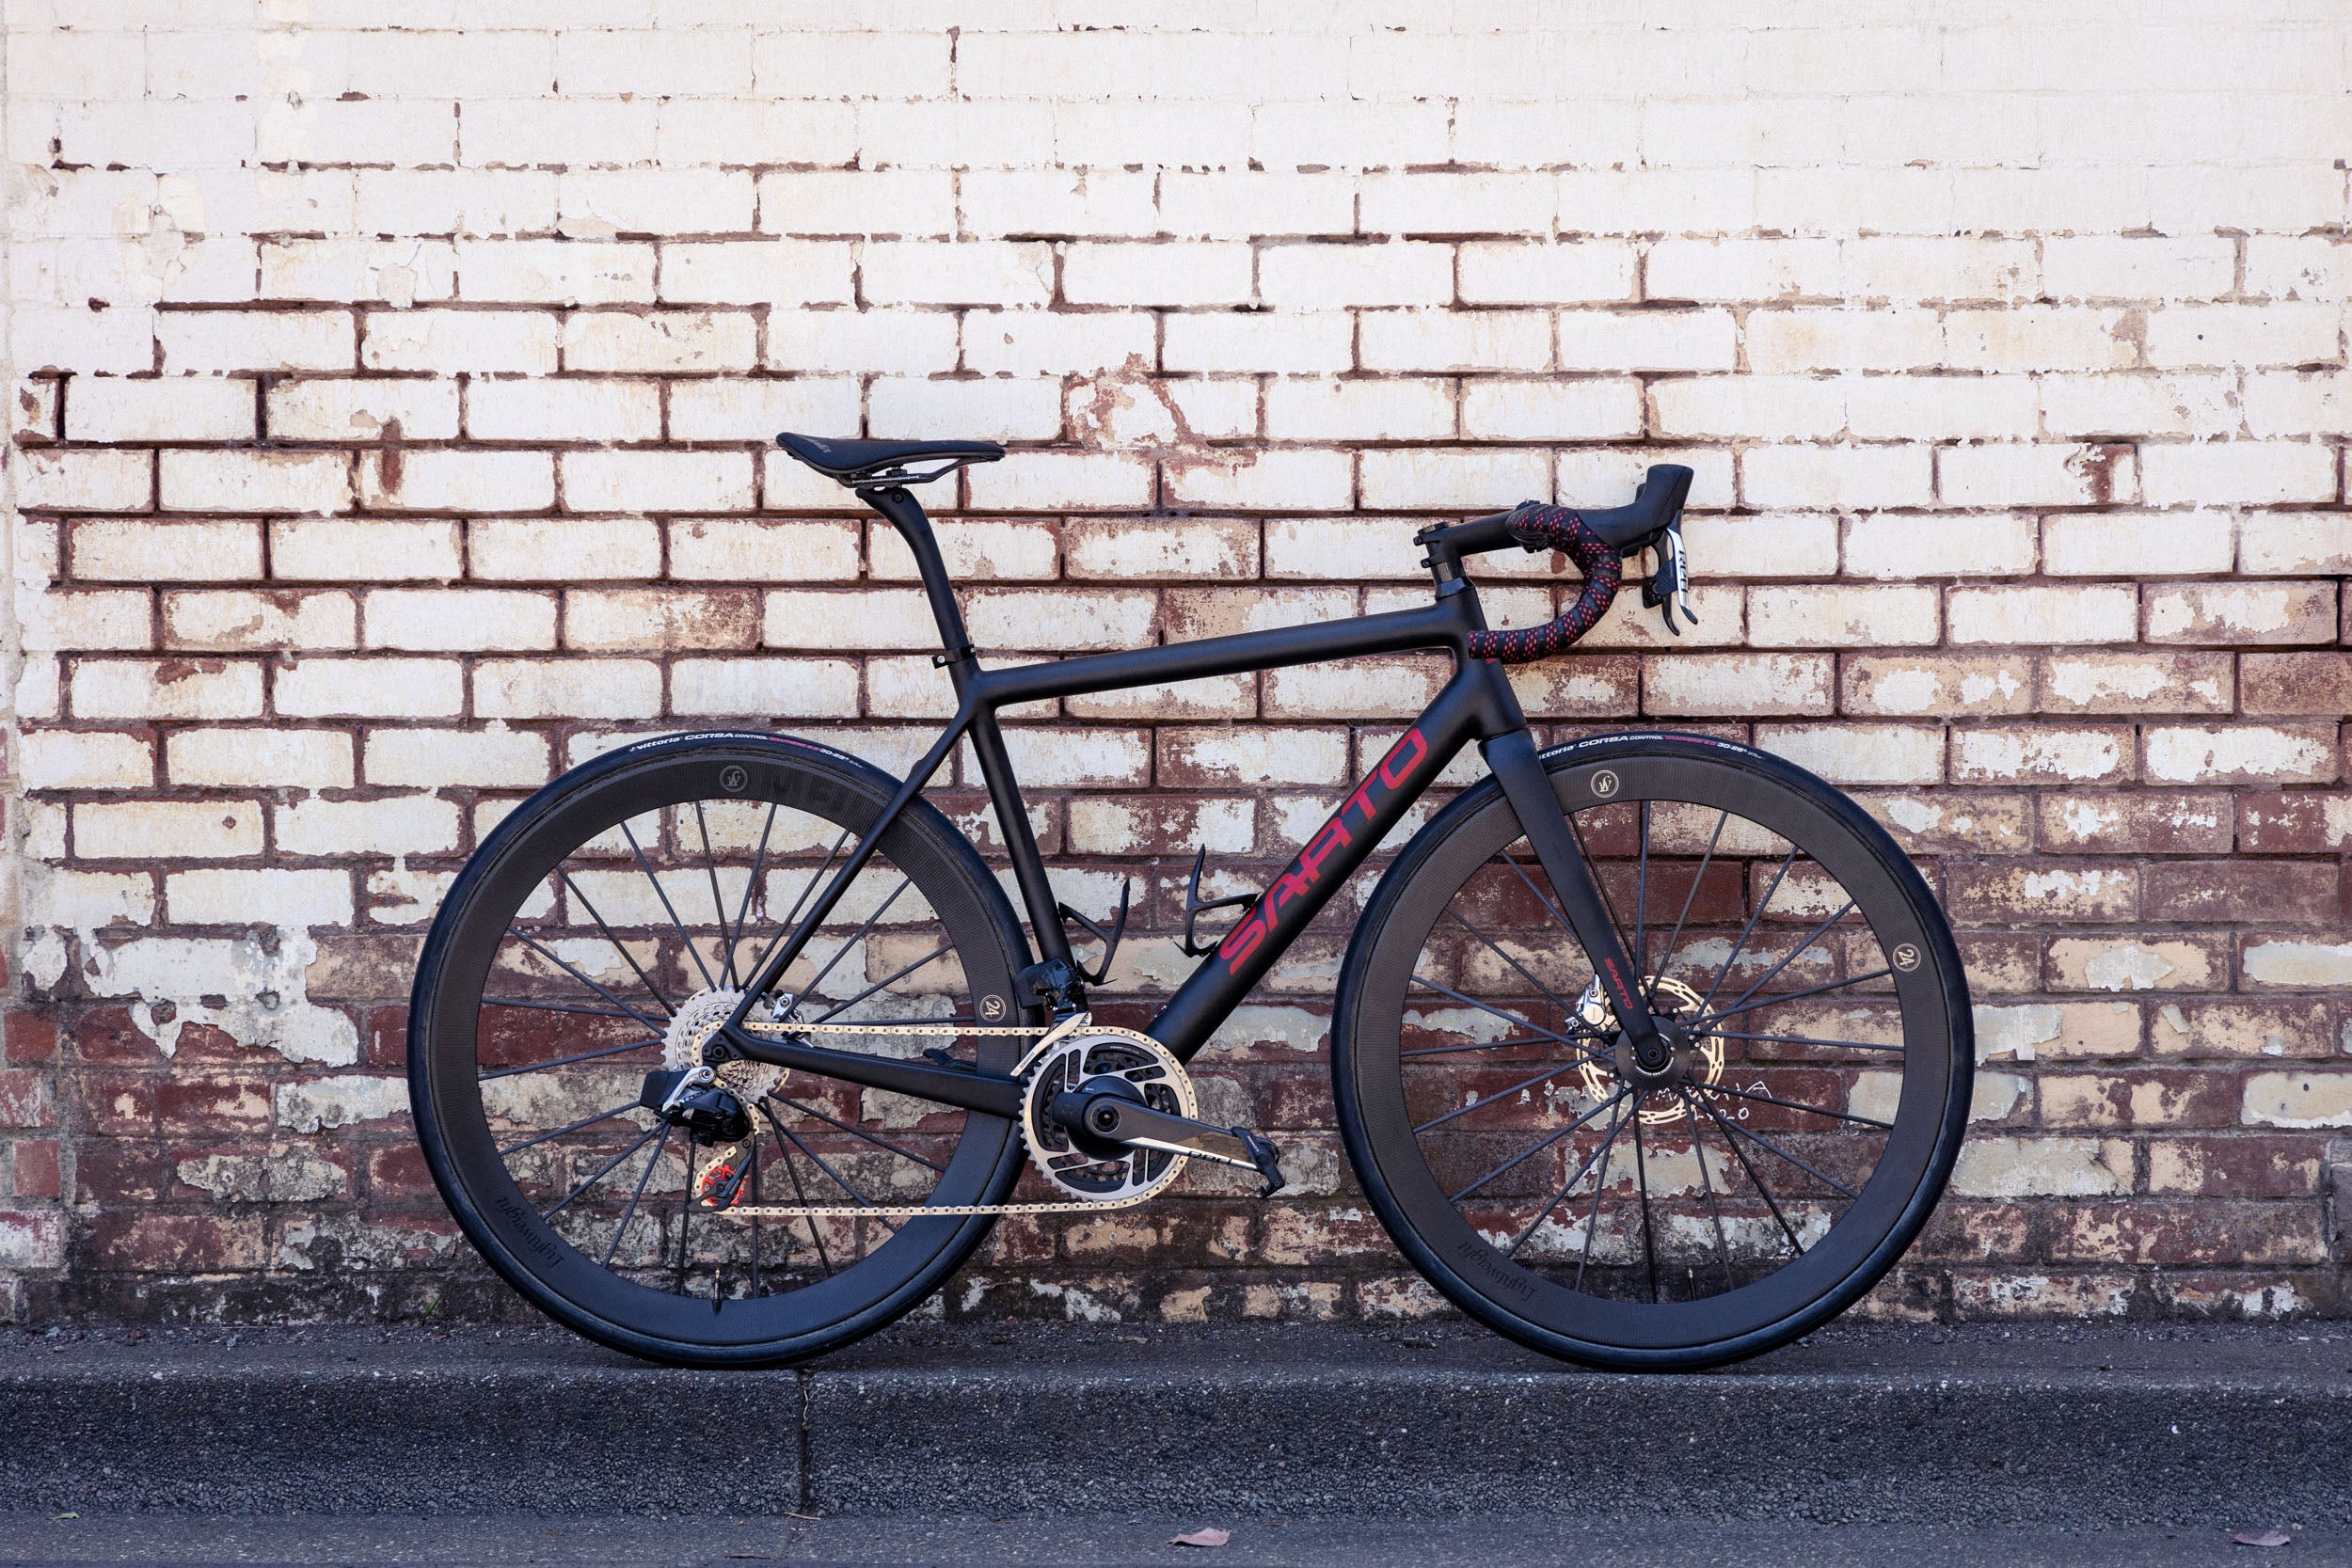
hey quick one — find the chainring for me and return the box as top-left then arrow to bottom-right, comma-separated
1018,1027 -> 1198,1203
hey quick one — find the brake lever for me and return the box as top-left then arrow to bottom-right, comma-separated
1640,521 -> 1698,637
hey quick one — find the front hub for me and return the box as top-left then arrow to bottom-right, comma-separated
1575,974 -> 1723,1122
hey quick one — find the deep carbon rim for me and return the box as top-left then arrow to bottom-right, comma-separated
1337,735 -> 1971,1367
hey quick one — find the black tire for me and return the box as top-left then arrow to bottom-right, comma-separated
1333,732 -> 1971,1370
408,731 -> 1036,1368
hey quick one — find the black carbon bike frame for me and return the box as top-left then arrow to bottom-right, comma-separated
713,483 -> 1664,1121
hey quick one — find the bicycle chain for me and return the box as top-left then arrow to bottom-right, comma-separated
706,1017 -> 1161,1222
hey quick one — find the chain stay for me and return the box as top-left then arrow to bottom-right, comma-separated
707,1014 -> 1162,1221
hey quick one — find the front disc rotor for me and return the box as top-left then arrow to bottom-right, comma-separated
1575,974 -> 1722,1125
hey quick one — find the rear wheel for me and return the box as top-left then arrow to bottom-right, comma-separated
1333,733 -> 1970,1370
408,732 -> 1034,1367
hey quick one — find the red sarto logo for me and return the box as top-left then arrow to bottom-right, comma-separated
1217,726 -> 1430,971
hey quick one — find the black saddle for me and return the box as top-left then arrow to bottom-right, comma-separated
775,433 -> 1005,487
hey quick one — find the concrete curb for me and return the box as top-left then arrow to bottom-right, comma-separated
3,1323 -> 2347,1525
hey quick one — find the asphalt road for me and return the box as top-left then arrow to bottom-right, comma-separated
1,1514 -> 2346,1568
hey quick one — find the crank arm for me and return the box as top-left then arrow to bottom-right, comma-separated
1050,1092 -> 1287,1197
719,1023 -> 1023,1119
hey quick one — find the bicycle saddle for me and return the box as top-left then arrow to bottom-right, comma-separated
776,433 -> 1005,486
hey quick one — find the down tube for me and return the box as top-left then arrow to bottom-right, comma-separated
1148,671 -> 1505,1062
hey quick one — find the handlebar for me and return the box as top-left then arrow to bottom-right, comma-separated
1431,465 -> 1698,663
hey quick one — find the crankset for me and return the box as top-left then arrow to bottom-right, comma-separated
655,1007 -> 1285,1220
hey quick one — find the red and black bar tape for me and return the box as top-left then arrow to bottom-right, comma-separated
1463,502 -> 1622,665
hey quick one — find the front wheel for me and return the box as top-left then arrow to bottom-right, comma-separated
1333,733 -> 1971,1370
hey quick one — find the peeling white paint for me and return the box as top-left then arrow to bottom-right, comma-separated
76,931 -> 358,1066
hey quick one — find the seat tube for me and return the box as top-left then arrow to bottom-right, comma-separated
858,484 -> 974,666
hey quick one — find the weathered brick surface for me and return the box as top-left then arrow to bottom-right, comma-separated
3,5 -> 2350,1329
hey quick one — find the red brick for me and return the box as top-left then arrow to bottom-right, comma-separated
10,1140 -> 62,1200
2034,791 -> 2233,854
2050,1201 -> 2328,1267
2148,1134 -> 2324,1197
1945,860 -> 2137,925
2242,652 -> 2352,716
154,1074 -> 273,1134
4,1011 -> 56,1064
85,1212 -> 266,1272
0,1070 -> 54,1130
2238,792 -> 2352,853
2141,860 -> 2337,925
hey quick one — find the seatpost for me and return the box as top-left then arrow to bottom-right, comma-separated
858,484 -> 976,689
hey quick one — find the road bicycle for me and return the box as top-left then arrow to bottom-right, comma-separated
408,433 -> 1973,1370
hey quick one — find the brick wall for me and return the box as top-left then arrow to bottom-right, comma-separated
4,4 -> 2350,1326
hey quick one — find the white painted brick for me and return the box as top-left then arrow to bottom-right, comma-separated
1947,586 -> 2141,646
961,170 -> 1158,239
465,379 -> 661,442
353,169 -> 560,238
1165,451 -> 1352,512
275,657 -> 463,719
1845,375 -> 2039,441
562,311 -> 756,373
159,311 -> 356,374
669,377 -> 860,442
261,241 -> 457,307
1946,307 -> 2135,372
276,796 -> 462,858
272,520 -> 462,583
1644,654 -> 1835,718
21,592 -> 151,653
1359,172 -> 1559,237
767,310 -> 960,375
1462,376 -> 1643,441
1843,514 -> 2039,579
1062,245 -> 1254,308
1162,313 -> 1353,375
758,453 -> 869,515
2043,514 -> 2236,577
2241,514 -> 2352,576
765,590 -> 943,652
2140,442 -> 2339,506
66,377 -> 255,443
1456,241 -> 1636,306
671,657 -> 861,720
657,242 -> 855,307
1744,445 -> 1932,510
750,28 -> 951,98
266,379 -> 460,442
21,731 -> 156,791
164,590 -> 357,652
1159,173 -> 1354,238
557,171 -> 755,238
1557,309 -> 1736,372
1749,585 -> 1940,648
72,658 -> 263,721
16,451 -> 152,512
2144,305 -> 2344,370
1653,375 -> 1846,440
2244,236 -> 2348,303
1360,310 -> 1551,373
867,377 -> 1061,442
1746,309 -> 1941,373
167,868 -> 353,927
358,451 -> 555,513
2041,237 -> 2235,302
1359,449 -> 1551,512
554,27 -> 753,95
2241,372 -> 2352,440
2040,372 -> 2241,440
755,171 -> 956,238
1266,380 -> 1454,443
475,658 -> 661,720
1260,244 -> 1453,309
364,728 -> 550,788
863,243 -> 1055,308
74,520 -> 261,582
362,309 -> 558,375
671,519 -> 864,583
454,241 -> 656,306
1685,515 -> 1839,579
2143,723 -> 2339,786
363,590 -> 557,653
868,520 -> 1059,583
260,100 -> 455,166
1556,448 -> 1736,512
470,518 -> 662,582
1756,723 -> 1946,786
159,451 -> 352,515
965,452 -> 1153,512
463,100 -> 660,167
169,730 -> 353,790
561,451 -> 755,514
1940,443 -> 2139,509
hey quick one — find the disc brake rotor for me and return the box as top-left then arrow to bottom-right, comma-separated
1576,974 -> 1721,1125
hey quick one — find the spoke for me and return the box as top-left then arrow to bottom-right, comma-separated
499,1101 -> 635,1158
810,942 -> 954,1026
1450,1088 -> 1628,1204
769,1094 -> 946,1174
1680,1088 -> 1736,1294
1646,808 -> 1727,1003
621,818 -> 717,992
1631,1104 -> 1660,1304
1399,1034 -> 1567,1059
603,1122 -> 671,1268
1704,1028 -> 1905,1053
675,1137 -> 699,1295
1708,1114 -> 1861,1201
693,802 -> 734,988
1442,905 -> 1577,1023
503,927 -> 671,1035
1686,1085 -> 1804,1259
1508,1097 -> 1627,1259
744,829 -> 852,987
724,801 -> 780,995
1413,1058 -> 1596,1134
797,874 -> 914,1008
1696,846 -> 1798,1018
543,1124 -> 662,1220
1633,800 -> 1651,986
1703,1082 -> 1892,1131
559,874 -> 678,1017
765,1103 -> 834,1277
1709,897 -> 1858,1027
1692,969 -> 1895,1030
1571,1104 -> 1626,1286
1407,974 -> 1604,1053
481,997 -> 650,1022
1499,852 -> 1577,943
478,1037 -> 661,1081
768,1107 -> 898,1235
